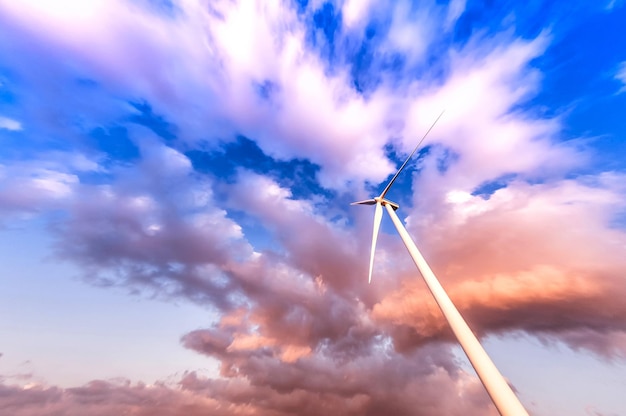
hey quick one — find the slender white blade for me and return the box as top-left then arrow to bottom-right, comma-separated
379,110 -> 445,199
368,201 -> 383,284
351,199 -> 377,206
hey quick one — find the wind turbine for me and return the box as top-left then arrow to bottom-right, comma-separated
352,112 -> 529,416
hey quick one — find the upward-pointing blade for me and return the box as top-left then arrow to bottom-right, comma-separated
368,201 -> 383,284
379,110 -> 445,200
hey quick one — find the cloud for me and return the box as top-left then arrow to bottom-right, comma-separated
373,175 -> 626,356
181,329 -> 497,416
0,363 -> 497,416
445,0 -> 467,29
1,1 -> 626,415
0,378 -> 240,416
0,0 -> 397,187
0,0 -> 567,190
615,61 -> 626,93
226,170 -> 366,291
52,134 -> 253,308
342,0 -> 375,29
0,155 -> 86,222
606,0 -> 625,11
0,116 -> 21,131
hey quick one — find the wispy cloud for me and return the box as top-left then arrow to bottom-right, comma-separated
606,0 -> 625,11
377,175 -> 626,356
615,61 -> 626,93
0,116 -> 21,131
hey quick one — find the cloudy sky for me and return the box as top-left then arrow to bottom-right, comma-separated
1,0 -> 625,415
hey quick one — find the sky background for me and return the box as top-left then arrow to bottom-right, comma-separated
1,1 -> 625,415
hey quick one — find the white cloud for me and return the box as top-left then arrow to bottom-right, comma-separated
0,163 -> 78,217
380,1 -> 436,69
606,0 -> 625,10
0,115 -> 21,131
0,0 -> 395,187
342,0 -> 375,29
0,0 -> 581,193
615,61 -> 626,93
445,0 -> 467,29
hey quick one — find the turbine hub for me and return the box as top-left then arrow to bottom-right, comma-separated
378,197 -> 400,211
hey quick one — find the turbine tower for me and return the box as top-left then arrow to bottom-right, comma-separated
352,112 -> 529,416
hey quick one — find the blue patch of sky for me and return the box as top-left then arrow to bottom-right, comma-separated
452,0 -> 568,45
292,0 -> 309,15
0,120 -> 75,165
472,173 -> 518,199
186,136 -> 332,201
298,0 -> 404,93
372,142 -> 463,209
77,99 -> 336,218
254,80 -> 279,102
131,0 -> 178,17
537,9 -> 626,170
524,5 -> 626,114
0,71 -> 22,149
89,125 -> 141,163
412,48 -> 451,89
74,77 -> 99,89
79,100 -> 175,169
225,208 -> 281,253
366,143 -> 435,209
344,6 -> 452,94
300,1 -> 343,68
128,101 -> 177,144
0,132 -> 23,165
293,1 -> 456,95
435,146 -> 459,174
0,79 -> 17,106
519,5 -> 626,173
347,0 -> 578,95
348,24 -> 381,94
0,70 -> 22,138
313,2 -> 342,49
1,73 -> 125,167
446,2 -> 626,175
449,2 -> 620,96
348,20 -> 400,94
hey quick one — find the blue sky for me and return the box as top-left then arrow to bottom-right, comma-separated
1,1 -> 626,415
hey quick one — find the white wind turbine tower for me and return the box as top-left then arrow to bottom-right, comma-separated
352,112 -> 529,416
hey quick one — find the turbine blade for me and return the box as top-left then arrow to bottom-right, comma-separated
379,110 -> 445,199
351,199 -> 377,206
368,201 -> 383,284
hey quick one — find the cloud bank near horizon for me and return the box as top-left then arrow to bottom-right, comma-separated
1,0 -> 625,415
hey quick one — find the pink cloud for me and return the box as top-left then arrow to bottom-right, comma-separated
0,378 -> 239,416
181,329 -> 499,416
373,176 -> 626,356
